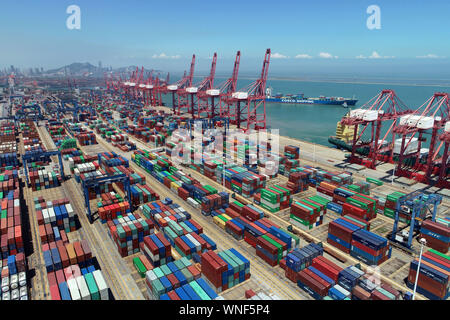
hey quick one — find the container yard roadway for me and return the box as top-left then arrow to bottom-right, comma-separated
42,112 -> 306,300
87,126 -> 307,300
33,124 -> 145,300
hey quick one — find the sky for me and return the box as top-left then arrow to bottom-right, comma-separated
1,0 -> 450,79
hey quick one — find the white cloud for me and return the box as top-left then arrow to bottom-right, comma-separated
416,54 -> 444,59
152,53 -> 181,59
319,52 -> 337,59
369,51 -> 382,59
295,54 -> 312,59
272,52 -> 289,59
368,51 -> 395,59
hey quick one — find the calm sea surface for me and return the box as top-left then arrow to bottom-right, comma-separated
162,78 -> 450,147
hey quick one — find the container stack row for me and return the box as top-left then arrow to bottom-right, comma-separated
200,248 -> 250,293
35,197 -> 76,233
406,249 -> 449,300
106,212 -> 155,257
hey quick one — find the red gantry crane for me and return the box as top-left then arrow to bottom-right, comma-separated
219,51 -> 241,120
165,55 -> 195,114
188,52 -> 218,119
392,92 -> 450,185
153,72 -> 169,106
437,121 -> 450,188
139,70 -> 157,106
225,48 -> 271,131
340,89 -> 413,169
133,66 -> 145,101
176,55 -> 196,115
122,67 -> 138,98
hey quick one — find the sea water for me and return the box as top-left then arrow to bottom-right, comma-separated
162,78 -> 450,147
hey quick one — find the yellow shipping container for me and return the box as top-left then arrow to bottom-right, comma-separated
213,216 -> 226,229
170,181 -> 179,191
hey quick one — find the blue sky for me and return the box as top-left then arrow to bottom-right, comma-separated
1,0 -> 450,78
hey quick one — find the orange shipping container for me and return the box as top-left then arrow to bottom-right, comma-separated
65,243 -> 77,265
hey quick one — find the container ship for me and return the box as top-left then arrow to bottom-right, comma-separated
265,87 -> 358,107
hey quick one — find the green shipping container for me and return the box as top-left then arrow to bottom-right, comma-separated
133,257 -> 147,278
189,281 -> 211,300
84,273 -> 100,300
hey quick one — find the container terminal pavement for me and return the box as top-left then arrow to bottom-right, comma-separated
0,94 -> 449,302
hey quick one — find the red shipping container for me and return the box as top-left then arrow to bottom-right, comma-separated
49,284 -> 61,300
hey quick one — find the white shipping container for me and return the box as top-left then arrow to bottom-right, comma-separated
42,208 -> 49,224
48,207 -> 56,223
334,284 -> 350,297
75,276 -> 91,300
185,234 -> 201,252
67,278 -> 81,301
143,245 -> 159,261
66,204 -> 74,217
92,270 -> 109,300
260,198 -> 280,210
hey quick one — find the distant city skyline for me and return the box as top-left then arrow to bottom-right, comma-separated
1,0 -> 450,79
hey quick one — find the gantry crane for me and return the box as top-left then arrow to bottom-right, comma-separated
81,173 -> 132,223
340,89 -> 413,169
175,55 -> 196,115
154,73 -> 169,106
191,52 -> 218,119
393,92 -> 450,185
122,67 -> 143,100
219,51 -> 241,119
140,70 -> 155,106
437,125 -> 450,188
389,191 -> 442,251
22,149 -> 65,186
225,49 -> 271,131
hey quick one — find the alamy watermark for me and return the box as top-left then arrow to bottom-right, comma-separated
168,126 -> 280,177
367,5 -> 381,30
66,5 -> 81,30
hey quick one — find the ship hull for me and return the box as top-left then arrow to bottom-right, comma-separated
266,98 -> 358,106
